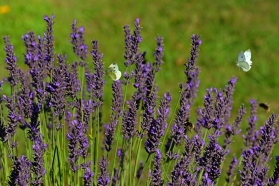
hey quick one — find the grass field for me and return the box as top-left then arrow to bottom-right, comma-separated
0,0 -> 279,185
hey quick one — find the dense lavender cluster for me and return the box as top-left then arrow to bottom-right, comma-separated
0,15 -> 278,185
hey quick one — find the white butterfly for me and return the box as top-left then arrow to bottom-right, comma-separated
106,63 -> 122,81
236,49 -> 252,72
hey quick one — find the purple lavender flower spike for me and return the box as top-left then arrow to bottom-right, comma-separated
122,99 -> 137,141
22,31 -> 37,68
4,36 -> 20,87
123,18 -> 142,84
18,71 -> 35,119
62,62 -> 80,100
153,36 -> 164,72
86,40 -> 105,107
97,156 -> 110,186
141,83 -> 158,132
145,92 -> 171,154
239,148 -> 254,185
199,133 -> 225,182
3,95 -> 20,144
45,55 -> 67,119
169,155 -> 196,186
150,149 -> 164,186
103,81 -> 123,152
243,99 -> 259,147
81,161 -> 94,186
258,114 -> 278,158
43,15 -> 55,73
32,134 -> 47,185
70,19 -> 88,60
170,35 -> 201,146
222,77 -> 237,123
196,88 -> 215,130
65,111 -> 80,172
200,172 -> 214,186
223,104 -> 245,150
268,156 -> 279,186
8,155 -> 31,186
225,156 -> 238,183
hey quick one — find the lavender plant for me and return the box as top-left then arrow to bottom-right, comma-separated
1,14 -> 278,186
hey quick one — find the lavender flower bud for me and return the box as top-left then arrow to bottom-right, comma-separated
268,156 -> 279,186
225,156 -> 238,183
122,98 -> 137,141
70,19 -> 88,60
145,92 -> 171,154
43,15 -> 55,73
32,134 -> 47,185
8,155 -> 31,186
153,36 -> 164,72
97,156 -> 110,186
150,149 -> 164,186
223,104 -> 245,149
86,40 -> 105,107
243,99 -> 259,147
4,36 -> 20,87
81,161 -> 94,186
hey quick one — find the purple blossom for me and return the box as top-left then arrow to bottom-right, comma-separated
4,36 -> 20,87
43,15 -> 55,73
66,111 -> 80,172
169,155 -> 196,186
199,133 -> 225,182
258,114 -> 278,158
8,155 -> 31,186
86,40 -> 105,107
150,149 -> 164,186
18,71 -> 34,119
64,62 -> 81,99
70,19 -> 88,60
45,55 -> 67,119
31,135 -> 47,185
222,77 -> 237,123
122,98 -> 137,141
123,18 -> 142,67
22,31 -> 37,68
81,161 -> 94,186
170,35 -> 201,145
97,156 -> 110,186
268,156 -> 279,185
3,95 -> 20,145
243,99 -> 259,147
103,81 -> 123,152
153,36 -> 164,72
225,156 -> 238,183
239,148 -> 256,185
145,92 -> 171,154
196,88 -> 215,130
141,83 -> 158,132
223,104 -> 245,149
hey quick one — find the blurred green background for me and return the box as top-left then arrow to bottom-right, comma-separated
0,0 -> 279,183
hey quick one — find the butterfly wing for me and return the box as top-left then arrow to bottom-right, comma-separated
236,61 -> 251,72
237,51 -> 245,62
107,63 -> 121,81
108,63 -> 119,72
244,49 -> 252,65
114,71 -> 122,81
107,70 -> 117,81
